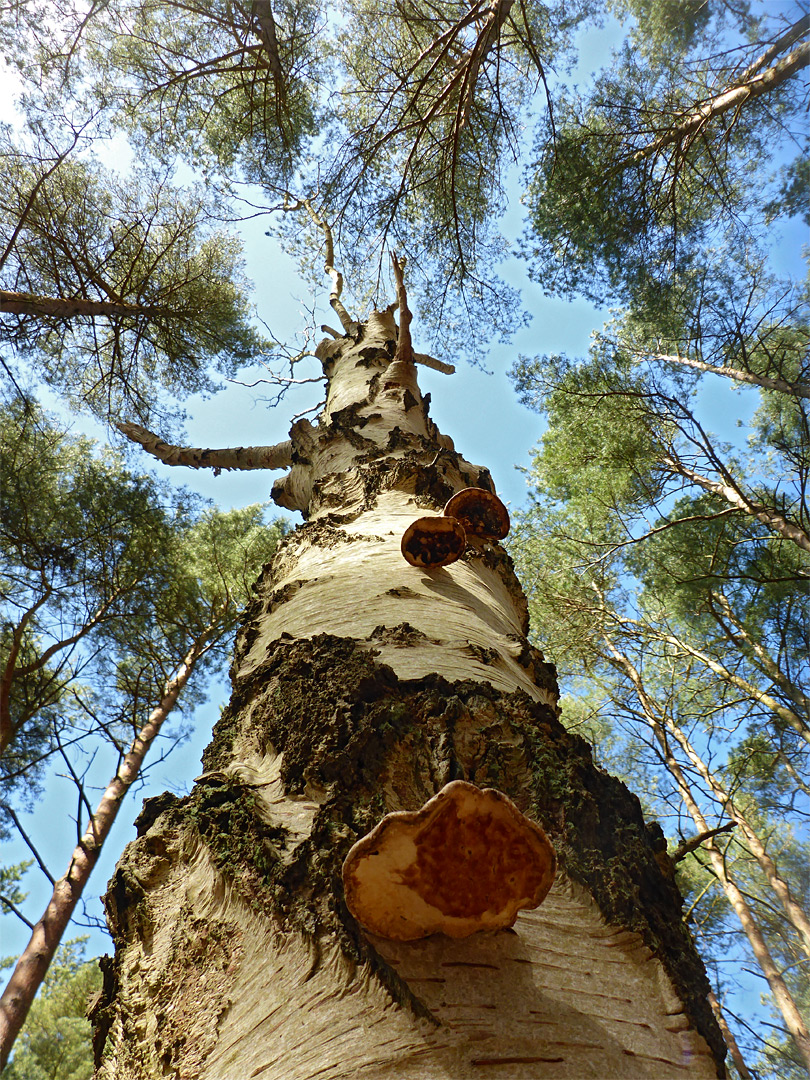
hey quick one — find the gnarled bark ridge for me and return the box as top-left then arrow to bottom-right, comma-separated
94,311 -> 725,1078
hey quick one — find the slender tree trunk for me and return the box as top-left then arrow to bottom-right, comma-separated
93,312 -> 725,1078
707,991 -> 752,1080
0,636 -> 210,1070
605,639 -> 810,1074
660,705 -> 810,959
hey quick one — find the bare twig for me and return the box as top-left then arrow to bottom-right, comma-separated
672,823 -> 737,863
0,805 -> 55,886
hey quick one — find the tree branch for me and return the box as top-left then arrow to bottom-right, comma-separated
413,352 -> 455,375
739,13 -> 810,82
661,456 -> 810,554
251,1 -> 286,103
0,290 -> 173,320
294,197 -> 358,334
651,352 -> 810,400
116,422 -> 293,473
0,896 -> 34,931
0,805 -> 55,885
624,40 -> 809,171
672,823 -> 737,863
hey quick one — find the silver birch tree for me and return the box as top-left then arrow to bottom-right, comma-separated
94,258 -> 726,1078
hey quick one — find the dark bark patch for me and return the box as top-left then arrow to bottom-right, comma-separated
465,643 -> 500,664
188,778 -> 289,897
370,622 -> 432,646
111,636 -> 722,1071
207,635 -> 725,1067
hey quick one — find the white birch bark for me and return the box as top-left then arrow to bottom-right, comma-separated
94,313 -> 724,1079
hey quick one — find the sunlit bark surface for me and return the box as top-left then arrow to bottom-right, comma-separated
94,312 -> 724,1078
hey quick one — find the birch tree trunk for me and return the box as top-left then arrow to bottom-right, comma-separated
92,311 -> 726,1078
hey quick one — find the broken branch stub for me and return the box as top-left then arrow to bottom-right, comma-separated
342,780 -> 556,941
444,487 -> 510,541
401,515 -> 466,567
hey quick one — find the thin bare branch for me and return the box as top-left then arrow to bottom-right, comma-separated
0,896 -> 34,931
672,822 -> 737,863
294,197 -> 358,333
651,352 -> 810,399
116,422 -> 293,473
0,805 -> 55,886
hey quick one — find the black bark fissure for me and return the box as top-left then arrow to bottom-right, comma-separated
98,634 -> 724,1070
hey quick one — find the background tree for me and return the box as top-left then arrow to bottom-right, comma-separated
0,399 -> 287,1061
0,116 -> 266,427
523,3 -> 808,309
509,5 -> 808,1070
2,938 -> 99,1080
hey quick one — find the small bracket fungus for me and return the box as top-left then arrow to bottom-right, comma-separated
401,515 -> 466,567
342,780 -> 556,941
444,487 -> 510,541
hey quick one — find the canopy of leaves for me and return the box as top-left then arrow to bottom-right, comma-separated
511,44 -> 808,1045
0,123 -> 266,427
0,0 -> 604,366
510,268 -> 809,1077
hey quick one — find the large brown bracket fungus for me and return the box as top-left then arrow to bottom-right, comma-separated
342,780 -> 556,941
444,487 -> 510,541
400,516 -> 467,567
400,489 -> 510,567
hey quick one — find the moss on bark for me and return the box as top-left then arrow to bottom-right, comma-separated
192,634 -> 724,1066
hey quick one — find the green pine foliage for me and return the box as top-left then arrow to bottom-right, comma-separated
2,940 -> 99,1080
1,395 -> 287,813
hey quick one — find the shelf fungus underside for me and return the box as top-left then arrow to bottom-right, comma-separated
342,780 -> 557,941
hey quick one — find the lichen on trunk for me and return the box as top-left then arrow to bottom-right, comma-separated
94,312 -> 726,1078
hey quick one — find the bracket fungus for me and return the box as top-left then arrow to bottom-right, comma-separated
444,487 -> 510,541
342,780 -> 556,941
401,515 -> 466,567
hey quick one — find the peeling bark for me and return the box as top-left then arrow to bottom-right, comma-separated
96,314 -> 725,1078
